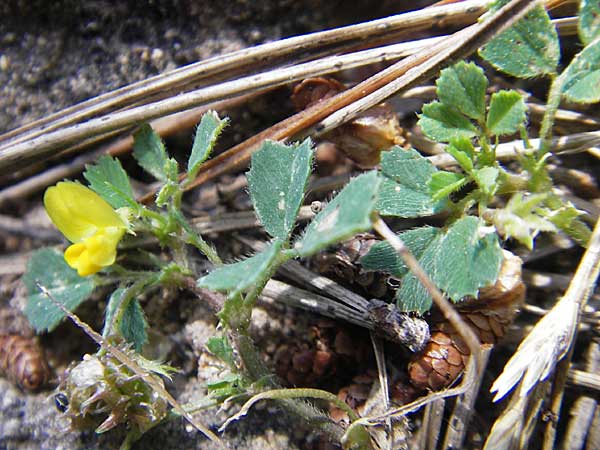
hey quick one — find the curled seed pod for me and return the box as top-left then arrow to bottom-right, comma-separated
57,343 -> 170,434
408,250 -> 526,391
311,233 -> 395,299
0,334 -> 50,391
292,77 -> 407,168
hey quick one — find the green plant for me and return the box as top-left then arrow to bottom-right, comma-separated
19,1 -> 600,448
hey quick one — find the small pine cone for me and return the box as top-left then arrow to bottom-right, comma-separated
0,334 -> 51,391
311,233 -> 394,299
329,372 -> 375,423
409,250 -> 525,391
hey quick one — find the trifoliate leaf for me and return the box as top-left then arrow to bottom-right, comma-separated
206,336 -> 236,368
486,90 -> 527,136
428,171 -> 467,202
376,147 -> 447,217
479,2 -> 559,78
418,101 -> 478,143
360,226 -> 441,278
198,240 -> 283,294
561,39 -> 600,104
24,248 -> 95,332
133,124 -> 169,181
187,111 -> 229,179
579,0 -> 600,45
120,299 -> 148,352
83,156 -> 137,209
296,171 -> 380,257
436,61 -> 487,121
247,139 -> 313,240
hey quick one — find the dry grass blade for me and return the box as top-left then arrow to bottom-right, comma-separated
488,217 -> 600,448
491,217 -> 600,401
0,1 -> 489,174
161,0 -> 539,203
0,0 -> 487,149
33,283 -> 227,449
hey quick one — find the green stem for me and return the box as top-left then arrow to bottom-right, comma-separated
538,72 -> 565,155
184,230 -> 222,265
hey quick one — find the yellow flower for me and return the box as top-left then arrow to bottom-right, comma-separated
44,182 -> 127,276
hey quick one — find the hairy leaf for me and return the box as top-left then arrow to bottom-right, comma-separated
561,39 -> 600,104
296,171 -> 380,257
479,2 -> 559,78
198,240 -> 283,294
24,248 -> 95,332
418,101 -> 477,142
376,147 -> 447,217
133,124 -> 169,181
436,61 -> 487,121
247,139 -> 313,240
360,226 -> 441,278
433,217 -> 503,301
83,156 -> 137,209
472,167 -> 500,196
188,111 -> 229,179
486,90 -> 527,136
120,299 -> 148,352
428,171 -> 467,202
580,0 -> 600,45
446,138 -> 474,172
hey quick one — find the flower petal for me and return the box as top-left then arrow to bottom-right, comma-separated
44,182 -> 125,243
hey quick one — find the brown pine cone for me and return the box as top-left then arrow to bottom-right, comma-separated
408,250 -> 526,391
0,333 -> 51,391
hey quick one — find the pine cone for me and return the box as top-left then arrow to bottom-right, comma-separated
408,250 -> 526,390
0,334 -> 50,391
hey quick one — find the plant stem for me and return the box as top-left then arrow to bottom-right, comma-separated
538,72 -> 564,155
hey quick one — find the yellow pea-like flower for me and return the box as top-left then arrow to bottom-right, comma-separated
44,182 -> 127,276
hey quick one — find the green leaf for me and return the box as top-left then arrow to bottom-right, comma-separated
198,239 -> 283,294
433,217 -> 503,301
472,167 -> 499,196
120,299 -> 148,352
579,0 -> 600,45
133,124 -> 169,181
561,39 -> 600,104
247,139 -> 313,240
428,171 -> 467,202
360,226 -> 441,278
23,248 -> 95,332
436,61 -> 487,121
418,102 -> 477,143
296,171 -> 380,257
206,336 -> 236,368
486,90 -> 527,136
83,156 -> 137,209
187,111 -> 229,179
446,138 -> 474,172
479,2 -> 559,78
376,147 -> 447,217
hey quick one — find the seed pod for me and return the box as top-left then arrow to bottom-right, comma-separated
57,344 -> 169,433
292,77 -> 407,168
408,251 -> 526,391
0,334 -> 50,391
